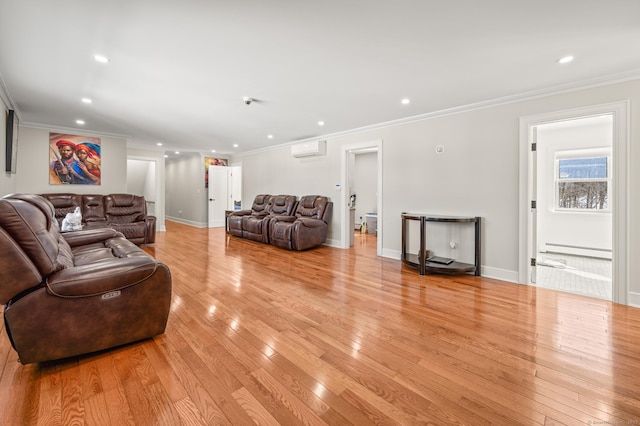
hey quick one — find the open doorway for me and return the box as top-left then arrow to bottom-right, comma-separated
127,156 -> 165,232
341,140 -> 383,255
519,101 -> 629,305
534,115 -> 612,300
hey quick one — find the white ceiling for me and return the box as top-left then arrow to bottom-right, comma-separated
1,0 -> 639,156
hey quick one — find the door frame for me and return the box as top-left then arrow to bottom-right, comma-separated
207,165 -> 229,228
127,154 -> 165,232
518,101 -> 629,304
341,140 -> 383,255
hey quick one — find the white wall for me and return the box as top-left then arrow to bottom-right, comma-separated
231,145 -> 341,242
232,78 -> 640,298
165,153 -> 208,227
15,126 -> 128,194
537,116 -> 612,258
127,159 -> 149,195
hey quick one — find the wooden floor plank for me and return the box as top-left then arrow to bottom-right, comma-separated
1,221 -> 640,424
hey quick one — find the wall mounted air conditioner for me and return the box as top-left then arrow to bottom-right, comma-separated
291,140 -> 327,158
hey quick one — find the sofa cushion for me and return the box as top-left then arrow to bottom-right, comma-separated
296,195 -> 329,220
104,194 -> 146,223
108,222 -> 147,243
269,195 -> 297,216
0,194 -> 72,275
41,193 -> 82,226
82,194 -> 107,225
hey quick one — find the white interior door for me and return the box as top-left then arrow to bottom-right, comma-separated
228,166 -> 242,210
208,165 -> 228,228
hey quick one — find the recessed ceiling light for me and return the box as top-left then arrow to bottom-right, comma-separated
233,144 -> 239,148
175,151 -> 180,154
401,98 -> 410,105
164,155 -> 168,158
318,121 -> 325,126
81,98 -> 92,104
211,149 -> 216,153
558,55 -> 574,64
267,134 -> 273,139
156,142 -> 163,146
94,55 -> 110,63
76,119 -> 85,125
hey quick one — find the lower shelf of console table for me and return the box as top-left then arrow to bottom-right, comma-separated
401,213 -> 481,276
403,254 -> 478,275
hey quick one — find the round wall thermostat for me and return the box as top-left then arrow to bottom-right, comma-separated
435,145 -> 445,154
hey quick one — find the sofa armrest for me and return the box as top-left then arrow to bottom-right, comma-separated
297,217 -> 327,228
145,215 -> 157,243
229,209 -> 253,217
271,215 -> 297,223
62,228 -> 125,247
47,257 -> 160,297
250,211 -> 270,218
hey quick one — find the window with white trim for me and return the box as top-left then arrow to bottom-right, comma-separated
555,149 -> 610,211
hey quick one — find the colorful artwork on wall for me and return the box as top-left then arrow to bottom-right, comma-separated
49,133 -> 101,185
204,157 -> 228,188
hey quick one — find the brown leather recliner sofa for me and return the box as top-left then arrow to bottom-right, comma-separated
228,194 -> 332,250
228,194 -> 272,241
270,195 -> 333,251
40,193 -> 156,245
0,193 -> 172,364
228,194 -> 298,243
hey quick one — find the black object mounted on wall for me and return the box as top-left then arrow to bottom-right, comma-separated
5,109 -> 18,173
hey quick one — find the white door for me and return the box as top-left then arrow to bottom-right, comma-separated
208,165 -> 228,228
228,166 -> 242,210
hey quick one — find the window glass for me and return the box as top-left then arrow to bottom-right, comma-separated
556,155 -> 609,210
558,157 -> 607,179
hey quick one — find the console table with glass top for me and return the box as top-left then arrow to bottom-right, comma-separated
401,213 -> 481,276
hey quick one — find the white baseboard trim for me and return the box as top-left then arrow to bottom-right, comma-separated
627,292 -> 640,308
381,249 -> 519,283
325,238 -> 341,248
480,266 -> 520,283
382,248 -> 401,260
165,216 -> 208,228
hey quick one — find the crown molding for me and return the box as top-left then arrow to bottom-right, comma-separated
20,121 -> 130,139
234,69 -> 640,159
0,71 -> 16,112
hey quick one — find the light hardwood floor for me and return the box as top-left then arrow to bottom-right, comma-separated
1,221 -> 640,425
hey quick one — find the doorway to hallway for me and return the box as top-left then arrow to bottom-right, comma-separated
341,140 -> 383,256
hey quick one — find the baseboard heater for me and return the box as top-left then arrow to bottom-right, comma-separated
546,243 -> 611,252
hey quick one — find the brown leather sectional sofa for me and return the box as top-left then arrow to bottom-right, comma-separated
40,193 -> 156,245
0,194 -> 171,364
228,194 -> 333,250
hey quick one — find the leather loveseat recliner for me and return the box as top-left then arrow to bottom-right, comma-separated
270,195 -> 333,251
40,193 -> 156,245
0,193 -> 171,364
227,194 -> 272,239
240,195 -> 298,243
229,194 -> 333,250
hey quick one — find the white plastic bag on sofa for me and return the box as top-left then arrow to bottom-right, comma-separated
61,207 -> 83,231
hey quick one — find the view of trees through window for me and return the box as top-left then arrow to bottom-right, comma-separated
557,156 -> 608,210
